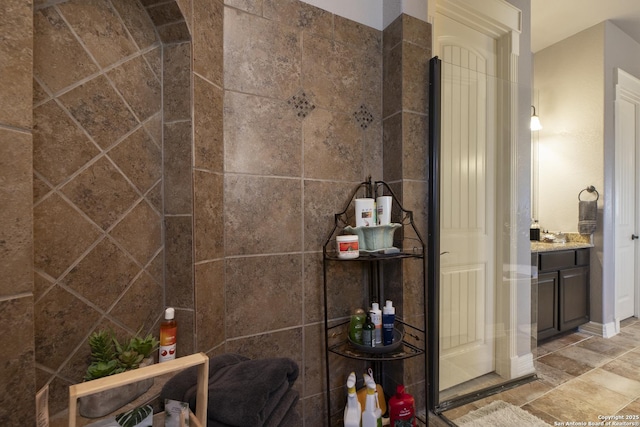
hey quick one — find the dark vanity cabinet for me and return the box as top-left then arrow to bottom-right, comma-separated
537,248 -> 590,341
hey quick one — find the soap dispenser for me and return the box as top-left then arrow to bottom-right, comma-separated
530,220 -> 540,241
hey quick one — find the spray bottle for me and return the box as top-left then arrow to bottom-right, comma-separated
361,373 -> 382,427
343,372 -> 361,427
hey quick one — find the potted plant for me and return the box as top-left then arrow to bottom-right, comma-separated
79,329 -> 159,418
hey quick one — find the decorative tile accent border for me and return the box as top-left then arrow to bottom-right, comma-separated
287,90 -> 316,118
354,104 -> 374,129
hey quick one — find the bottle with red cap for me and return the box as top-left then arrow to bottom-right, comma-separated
389,384 -> 416,426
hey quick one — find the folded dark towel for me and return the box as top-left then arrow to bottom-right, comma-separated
207,389 -> 300,427
160,354 -> 299,427
276,402 -> 302,427
258,379 -> 291,424
264,389 -> 300,427
162,353 -> 249,402
578,200 -> 597,234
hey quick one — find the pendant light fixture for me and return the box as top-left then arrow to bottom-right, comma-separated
530,105 -> 542,131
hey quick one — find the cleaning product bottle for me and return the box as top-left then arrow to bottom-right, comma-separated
349,308 -> 366,344
357,369 -> 387,417
370,302 -> 382,346
389,385 -> 416,426
343,372 -> 361,427
159,307 -> 177,362
362,311 -> 375,347
361,374 -> 382,427
382,300 -> 395,345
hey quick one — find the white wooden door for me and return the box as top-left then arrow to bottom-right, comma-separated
615,69 -> 640,322
436,13 -> 497,391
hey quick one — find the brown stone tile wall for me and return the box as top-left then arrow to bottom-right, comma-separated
0,0 -> 35,424
189,0 -> 225,356
222,3 -> 383,424
32,0 -> 165,415
0,0 -> 432,424
382,13 -> 432,405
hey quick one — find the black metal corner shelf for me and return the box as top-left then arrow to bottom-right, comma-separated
322,177 -> 428,426
323,249 -> 424,262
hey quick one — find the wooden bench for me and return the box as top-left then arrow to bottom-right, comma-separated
68,353 -> 209,427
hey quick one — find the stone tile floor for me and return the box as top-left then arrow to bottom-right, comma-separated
441,317 -> 640,425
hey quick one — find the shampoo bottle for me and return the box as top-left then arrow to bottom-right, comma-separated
159,307 -> 177,362
389,385 -> 416,426
348,308 -> 366,344
343,372 -> 361,427
370,302 -> 382,346
362,312 -> 374,347
382,300 -> 395,345
361,374 -> 382,427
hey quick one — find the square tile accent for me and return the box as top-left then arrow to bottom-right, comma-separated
354,104 -> 374,129
288,90 -> 316,118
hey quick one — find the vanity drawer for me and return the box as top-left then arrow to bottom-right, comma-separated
576,248 -> 590,266
539,251 -> 575,271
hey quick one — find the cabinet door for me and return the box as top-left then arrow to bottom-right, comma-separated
559,266 -> 589,331
537,272 -> 559,340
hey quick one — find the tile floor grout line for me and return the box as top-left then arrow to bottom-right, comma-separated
444,322 -> 640,424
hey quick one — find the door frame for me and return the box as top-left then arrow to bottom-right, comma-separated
614,68 -> 640,324
428,0 -> 533,412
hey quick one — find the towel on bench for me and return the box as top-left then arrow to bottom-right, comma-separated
160,353 -> 299,427
207,388 -> 301,427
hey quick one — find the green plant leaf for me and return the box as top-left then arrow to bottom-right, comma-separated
84,360 -> 118,381
118,350 -> 144,371
128,333 -> 159,359
115,405 -> 152,427
85,327 -> 159,380
88,330 -> 116,364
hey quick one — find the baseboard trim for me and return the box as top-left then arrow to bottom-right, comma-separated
579,321 -> 618,338
511,352 -> 535,378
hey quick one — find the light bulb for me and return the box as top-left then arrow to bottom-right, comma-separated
530,114 -> 542,131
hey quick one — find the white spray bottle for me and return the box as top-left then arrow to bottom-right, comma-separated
343,372 -> 361,427
361,373 -> 382,427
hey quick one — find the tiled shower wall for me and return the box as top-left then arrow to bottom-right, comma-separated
185,0 -> 224,356
217,3 -> 429,426
218,4 -> 384,425
0,0 -> 431,424
32,0 -> 169,416
0,0 -> 35,424
382,14 -> 432,413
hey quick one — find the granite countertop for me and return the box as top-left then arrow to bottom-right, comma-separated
531,232 -> 594,253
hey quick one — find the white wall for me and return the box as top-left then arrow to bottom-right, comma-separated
534,20 -> 640,328
533,24 -> 605,234
534,23 -> 605,326
299,0 -> 428,29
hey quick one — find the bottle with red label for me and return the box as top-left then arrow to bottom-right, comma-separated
159,307 -> 177,362
389,384 -> 416,426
